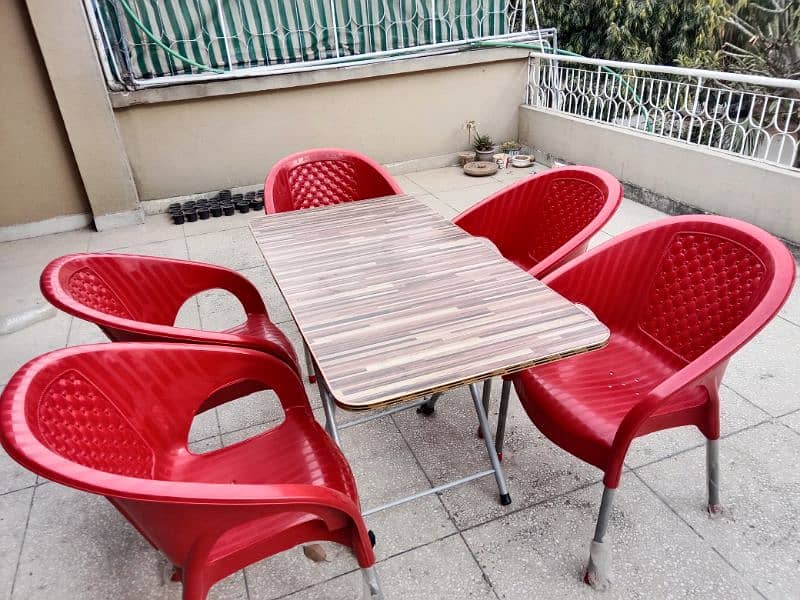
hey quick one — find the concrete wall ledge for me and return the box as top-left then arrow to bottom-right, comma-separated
0,213 -> 92,242
110,47 -> 530,108
519,106 -> 800,244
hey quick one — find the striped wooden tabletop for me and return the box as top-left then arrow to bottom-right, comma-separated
250,194 -> 610,410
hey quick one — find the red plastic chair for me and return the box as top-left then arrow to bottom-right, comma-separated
0,343 -> 384,600
497,215 -> 795,589
40,253 -> 299,412
453,166 -> 623,277
263,148 -> 403,214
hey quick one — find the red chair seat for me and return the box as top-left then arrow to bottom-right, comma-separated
171,411 -> 355,493
170,410 -> 358,566
515,333 -> 709,471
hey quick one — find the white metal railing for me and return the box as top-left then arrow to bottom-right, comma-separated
527,52 -> 800,171
85,0 -> 552,90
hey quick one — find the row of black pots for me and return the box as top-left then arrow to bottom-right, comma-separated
168,190 -> 264,225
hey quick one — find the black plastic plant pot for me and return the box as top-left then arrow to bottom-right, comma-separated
219,190 -> 231,201
183,209 -> 198,222
197,207 -> 210,220
245,191 -> 256,201
222,205 -> 235,216
210,205 -> 223,217
236,201 -> 250,213
172,212 -> 185,225
232,193 -> 244,202
257,189 -> 264,199
250,198 -> 264,210
168,202 -> 181,211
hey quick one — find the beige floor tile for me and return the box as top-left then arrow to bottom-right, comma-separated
0,488 -> 33,600
404,167 -> 498,194
600,197 -> 668,237
723,317 -> 800,416
108,236 -> 189,260
13,484 -> 247,600
186,227 -> 263,271
394,384 -> 601,530
638,423 -> 800,599
281,535 -> 495,600
782,409 -> 800,435
463,477 -> 758,600
434,179 -> 508,212
778,272 -> 799,326
391,174 -> 427,195
86,214 -> 183,252
625,385 -> 769,468
0,311 -> 70,385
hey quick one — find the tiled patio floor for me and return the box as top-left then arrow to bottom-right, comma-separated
1,165 -> 798,600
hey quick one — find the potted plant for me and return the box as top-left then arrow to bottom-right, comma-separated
473,133 -> 498,162
500,140 -> 522,156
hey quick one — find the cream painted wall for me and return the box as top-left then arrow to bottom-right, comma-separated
115,59 -> 528,200
520,106 -> 800,243
0,1 -> 88,227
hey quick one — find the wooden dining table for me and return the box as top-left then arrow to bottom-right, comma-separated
250,193 -> 610,513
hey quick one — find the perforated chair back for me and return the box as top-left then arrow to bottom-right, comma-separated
264,148 -> 403,214
454,166 -> 623,277
40,253 -> 299,385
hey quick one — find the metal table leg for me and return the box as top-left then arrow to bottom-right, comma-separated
495,379 -> 512,459
314,364 -> 341,447
469,382 -> 511,505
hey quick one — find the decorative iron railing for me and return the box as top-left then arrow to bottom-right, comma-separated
85,0 -> 553,90
527,52 -> 800,171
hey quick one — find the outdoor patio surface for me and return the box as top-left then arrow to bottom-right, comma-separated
1,165 -> 798,600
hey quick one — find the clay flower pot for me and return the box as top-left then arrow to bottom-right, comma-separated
475,146 -> 498,162
458,151 -> 477,167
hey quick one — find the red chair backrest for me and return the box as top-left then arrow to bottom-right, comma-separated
544,215 -> 796,366
42,253 -> 199,328
264,148 -> 404,213
0,343 -> 307,487
454,166 -> 622,277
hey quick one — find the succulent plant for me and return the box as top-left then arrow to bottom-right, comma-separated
472,133 -> 495,151
500,140 -> 522,152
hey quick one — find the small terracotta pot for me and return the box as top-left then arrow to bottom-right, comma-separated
458,151 -> 477,167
